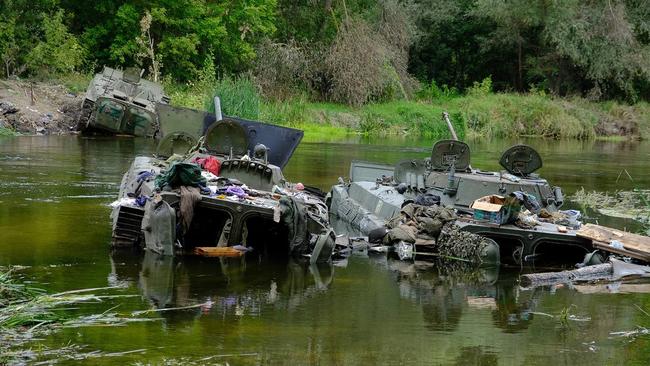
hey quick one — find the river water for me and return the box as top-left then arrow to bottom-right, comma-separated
1,135 -> 650,365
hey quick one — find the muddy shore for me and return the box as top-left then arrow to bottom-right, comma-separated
0,79 -> 82,135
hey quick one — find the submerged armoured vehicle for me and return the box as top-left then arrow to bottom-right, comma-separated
329,114 -> 591,265
77,66 -> 170,137
110,102 -> 335,262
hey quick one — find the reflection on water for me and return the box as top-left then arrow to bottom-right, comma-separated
2,135 -> 650,364
111,251 -> 334,322
368,257 -> 544,334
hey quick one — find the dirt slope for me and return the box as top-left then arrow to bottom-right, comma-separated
0,80 -> 82,135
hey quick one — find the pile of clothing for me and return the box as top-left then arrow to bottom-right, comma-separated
278,192 -> 333,261
155,162 -> 207,191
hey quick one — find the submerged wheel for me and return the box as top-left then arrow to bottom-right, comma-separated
480,237 -> 501,265
75,101 -> 94,131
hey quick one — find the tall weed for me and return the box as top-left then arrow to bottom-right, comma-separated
205,75 -> 260,120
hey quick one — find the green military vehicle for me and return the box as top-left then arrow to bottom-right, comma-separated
110,100 -> 335,263
76,66 -> 170,137
328,113 -> 591,266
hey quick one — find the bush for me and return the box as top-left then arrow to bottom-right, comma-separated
456,93 -> 594,138
254,39 -> 308,100
416,80 -> 460,102
359,112 -> 390,135
466,76 -> 493,97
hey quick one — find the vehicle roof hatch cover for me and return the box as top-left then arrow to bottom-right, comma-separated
499,144 -> 542,176
430,140 -> 471,171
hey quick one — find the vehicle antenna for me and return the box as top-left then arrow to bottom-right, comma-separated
442,111 -> 458,141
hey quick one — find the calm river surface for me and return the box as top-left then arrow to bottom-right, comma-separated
1,135 -> 650,365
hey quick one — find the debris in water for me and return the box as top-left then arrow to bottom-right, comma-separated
572,188 -> 650,227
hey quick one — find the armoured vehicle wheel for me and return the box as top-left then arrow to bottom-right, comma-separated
75,101 -> 94,131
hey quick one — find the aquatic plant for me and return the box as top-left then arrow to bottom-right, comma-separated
529,304 -> 590,328
572,188 -> 650,231
0,268 -> 159,364
558,304 -> 578,327
0,268 -> 44,307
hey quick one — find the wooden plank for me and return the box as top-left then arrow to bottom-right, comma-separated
592,241 -> 650,262
574,283 -> 650,294
577,223 -> 650,255
194,247 -> 244,257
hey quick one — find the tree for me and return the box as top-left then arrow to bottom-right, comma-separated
407,0 -> 499,91
543,0 -> 650,100
0,18 -> 18,77
471,0 -> 545,91
0,0 -> 66,77
26,9 -> 85,76
135,11 -> 162,82
70,0 -> 277,81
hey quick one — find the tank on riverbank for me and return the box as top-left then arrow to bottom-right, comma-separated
110,102 -> 334,262
76,66 -> 170,137
328,114 -> 593,266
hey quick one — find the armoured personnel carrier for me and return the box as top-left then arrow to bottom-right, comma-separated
329,114 -> 591,265
77,66 -> 170,137
110,101 -> 335,262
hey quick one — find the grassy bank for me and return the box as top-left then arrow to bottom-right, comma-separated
165,78 -> 650,140
259,95 -> 650,140
0,128 -> 16,136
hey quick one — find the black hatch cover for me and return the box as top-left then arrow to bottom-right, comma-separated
499,144 -> 542,176
216,117 -> 304,168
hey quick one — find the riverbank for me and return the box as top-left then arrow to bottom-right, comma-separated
0,79 -> 83,136
258,96 -> 650,140
169,80 -> 650,140
2,76 -> 648,140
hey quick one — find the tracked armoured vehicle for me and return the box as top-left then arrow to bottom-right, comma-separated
110,100 -> 335,262
77,66 -> 170,137
329,113 -> 592,265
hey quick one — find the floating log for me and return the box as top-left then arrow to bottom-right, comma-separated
194,247 -> 244,257
521,258 -> 650,288
573,283 -> 650,294
520,263 -> 613,288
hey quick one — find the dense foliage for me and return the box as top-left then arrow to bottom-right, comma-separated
1,0 -> 649,102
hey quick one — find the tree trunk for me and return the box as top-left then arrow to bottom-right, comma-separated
517,37 -> 523,91
320,0 -> 333,36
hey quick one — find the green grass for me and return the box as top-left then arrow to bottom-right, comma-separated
0,127 -> 17,136
55,71 -> 92,94
261,93 -> 650,140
